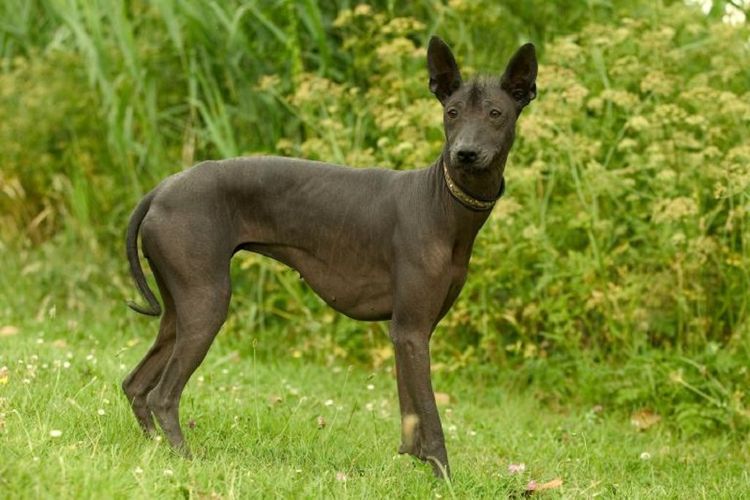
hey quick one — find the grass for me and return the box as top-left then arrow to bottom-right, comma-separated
2,311 -> 749,498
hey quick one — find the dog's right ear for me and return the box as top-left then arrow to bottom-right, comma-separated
427,36 -> 462,105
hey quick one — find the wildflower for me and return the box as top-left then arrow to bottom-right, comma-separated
97,408 -> 105,416
640,451 -> 652,460
49,429 -> 62,438
508,463 -> 526,474
163,469 -> 174,477
652,197 -> 698,223
640,71 -> 673,96
353,4 -> 372,16
601,89 -> 639,108
256,74 -> 281,92
324,399 -> 334,407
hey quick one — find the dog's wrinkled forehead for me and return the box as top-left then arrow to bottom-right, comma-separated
446,79 -> 514,110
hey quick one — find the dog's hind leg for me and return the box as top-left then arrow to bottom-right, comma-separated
145,271 -> 231,455
122,268 -> 177,436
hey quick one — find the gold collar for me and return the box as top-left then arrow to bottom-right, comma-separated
442,160 -> 505,211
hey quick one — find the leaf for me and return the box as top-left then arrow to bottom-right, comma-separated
0,326 -> 18,337
630,409 -> 661,430
525,478 -> 563,494
537,478 -> 563,490
435,392 -> 451,406
267,395 -> 283,406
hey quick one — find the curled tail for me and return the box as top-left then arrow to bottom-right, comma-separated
126,190 -> 162,316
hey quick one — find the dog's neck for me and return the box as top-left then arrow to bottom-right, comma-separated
424,154 -> 500,243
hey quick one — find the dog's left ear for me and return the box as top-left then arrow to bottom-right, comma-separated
501,43 -> 538,108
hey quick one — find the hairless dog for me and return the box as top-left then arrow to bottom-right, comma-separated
122,36 -> 537,478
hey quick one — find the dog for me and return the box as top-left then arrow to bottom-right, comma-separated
122,36 -> 537,478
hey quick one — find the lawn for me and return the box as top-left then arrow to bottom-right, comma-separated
2,312 -> 748,498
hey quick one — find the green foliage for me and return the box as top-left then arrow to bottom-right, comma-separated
1,0 -> 749,436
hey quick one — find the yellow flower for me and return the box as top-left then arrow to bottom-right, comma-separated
652,197 -> 699,223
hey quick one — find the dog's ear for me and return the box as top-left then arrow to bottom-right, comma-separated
427,36 -> 462,105
501,43 -> 538,108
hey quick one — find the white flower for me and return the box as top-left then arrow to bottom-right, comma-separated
508,463 -> 526,474
49,429 -> 62,438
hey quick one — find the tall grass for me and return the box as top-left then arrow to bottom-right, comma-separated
1,1 -> 749,433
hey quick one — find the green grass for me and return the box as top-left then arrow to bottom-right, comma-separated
2,313 -> 749,498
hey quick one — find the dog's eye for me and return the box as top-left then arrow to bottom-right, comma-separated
489,109 -> 501,118
446,108 -> 458,118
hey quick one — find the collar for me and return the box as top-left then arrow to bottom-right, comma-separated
441,159 -> 505,211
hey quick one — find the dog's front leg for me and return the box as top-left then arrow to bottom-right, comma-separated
390,319 -> 449,478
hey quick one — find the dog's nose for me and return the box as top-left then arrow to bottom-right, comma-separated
456,149 -> 478,164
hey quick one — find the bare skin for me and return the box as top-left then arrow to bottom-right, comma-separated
122,36 -> 537,478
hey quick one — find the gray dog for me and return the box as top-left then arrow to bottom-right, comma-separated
123,36 -> 537,478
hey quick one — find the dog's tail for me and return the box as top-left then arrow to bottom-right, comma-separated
126,189 -> 162,317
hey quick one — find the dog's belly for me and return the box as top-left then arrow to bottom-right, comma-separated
240,244 -> 393,321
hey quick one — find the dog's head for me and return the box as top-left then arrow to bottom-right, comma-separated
427,37 -> 537,174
